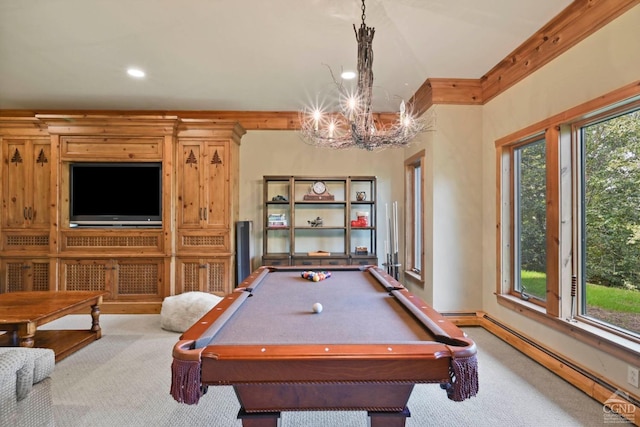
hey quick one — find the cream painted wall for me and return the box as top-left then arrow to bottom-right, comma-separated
238,130 -> 405,272
481,6 -> 640,395
403,105 -> 483,311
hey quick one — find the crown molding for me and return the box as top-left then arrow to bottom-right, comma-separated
2,1 -> 638,130
411,0 -> 639,116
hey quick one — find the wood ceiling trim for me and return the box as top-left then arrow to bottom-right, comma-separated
411,0 -> 639,116
1,1 -> 638,131
480,0 -> 639,104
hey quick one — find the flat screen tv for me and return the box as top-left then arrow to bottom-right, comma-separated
70,162 -> 162,226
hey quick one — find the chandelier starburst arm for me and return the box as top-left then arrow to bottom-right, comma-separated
299,0 -> 431,151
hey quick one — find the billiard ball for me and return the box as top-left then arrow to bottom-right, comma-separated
312,303 -> 323,313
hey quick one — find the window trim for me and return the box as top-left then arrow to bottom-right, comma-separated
495,80 -> 640,360
404,150 -> 425,285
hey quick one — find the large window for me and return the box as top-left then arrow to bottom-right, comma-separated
405,150 -> 425,283
513,138 -> 547,303
578,108 -> 640,337
497,83 -> 640,350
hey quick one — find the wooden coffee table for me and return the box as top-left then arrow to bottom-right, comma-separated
0,291 -> 106,361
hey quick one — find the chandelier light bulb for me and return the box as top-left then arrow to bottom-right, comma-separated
313,110 -> 322,131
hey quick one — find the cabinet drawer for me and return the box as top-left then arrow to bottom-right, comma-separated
292,257 -> 349,267
262,255 -> 291,267
350,256 -> 378,266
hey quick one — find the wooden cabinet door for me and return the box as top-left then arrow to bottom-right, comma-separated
177,140 -> 229,229
177,141 -> 204,228
60,258 -> 163,301
176,257 -> 231,296
2,139 -> 50,228
114,258 -> 163,300
30,140 -> 51,228
0,258 -> 50,293
203,141 -> 228,228
60,259 -> 112,298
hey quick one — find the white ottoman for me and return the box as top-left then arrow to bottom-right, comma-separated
160,292 -> 223,333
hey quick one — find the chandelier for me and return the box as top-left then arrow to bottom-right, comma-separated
299,0 -> 427,151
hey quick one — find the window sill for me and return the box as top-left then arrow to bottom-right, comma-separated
496,294 -> 640,365
404,270 -> 424,287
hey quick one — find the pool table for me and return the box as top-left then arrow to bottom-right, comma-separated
171,265 -> 478,427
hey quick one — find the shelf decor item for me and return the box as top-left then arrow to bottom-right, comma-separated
303,180 -> 335,201
355,246 -> 369,255
351,212 -> 368,227
307,217 -> 323,227
268,213 -> 287,227
308,251 -> 331,256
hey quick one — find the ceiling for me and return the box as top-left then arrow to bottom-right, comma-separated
0,0 -> 572,112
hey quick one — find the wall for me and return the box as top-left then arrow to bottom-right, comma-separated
238,130 -> 405,271
481,6 -> 640,393
403,105 -> 484,311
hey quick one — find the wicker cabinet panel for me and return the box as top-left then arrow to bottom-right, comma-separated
0,258 -> 50,293
61,259 -> 111,296
60,230 -> 164,254
114,259 -> 163,299
2,232 -> 50,254
60,258 -> 164,301
176,257 -> 231,296
176,230 -> 230,253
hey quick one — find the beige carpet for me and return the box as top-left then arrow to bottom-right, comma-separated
11,314 -> 627,427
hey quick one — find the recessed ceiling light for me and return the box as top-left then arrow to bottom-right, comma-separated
127,68 -> 145,78
341,71 -> 356,80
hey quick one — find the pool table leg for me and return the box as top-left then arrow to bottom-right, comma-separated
368,407 -> 411,427
237,408 -> 280,427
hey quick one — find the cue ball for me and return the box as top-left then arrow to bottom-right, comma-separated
312,303 -> 323,313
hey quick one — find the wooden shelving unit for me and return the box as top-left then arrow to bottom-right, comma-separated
262,176 -> 377,267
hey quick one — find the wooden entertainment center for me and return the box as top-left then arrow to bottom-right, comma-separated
0,115 -> 245,313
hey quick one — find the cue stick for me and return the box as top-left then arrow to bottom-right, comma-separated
393,201 -> 400,280
385,203 -> 392,275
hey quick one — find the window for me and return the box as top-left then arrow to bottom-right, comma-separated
496,83 -> 640,350
513,138 -> 547,303
576,107 -> 640,337
405,150 -> 425,282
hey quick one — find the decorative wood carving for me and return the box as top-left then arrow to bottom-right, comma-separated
10,148 -> 22,165
186,149 -> 197,166
211,150 -> 222,165
36,148 -> 48,166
